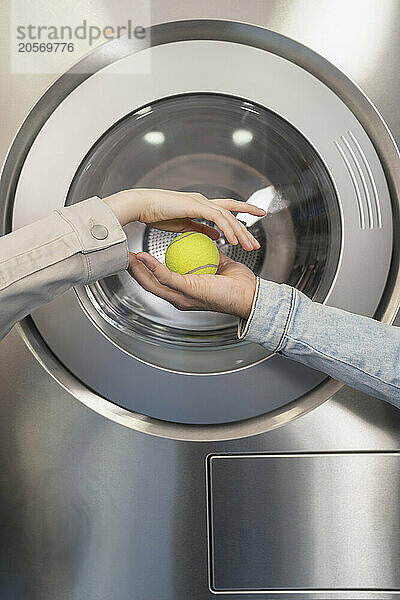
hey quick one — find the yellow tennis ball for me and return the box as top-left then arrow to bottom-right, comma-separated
165,232 -> 220,275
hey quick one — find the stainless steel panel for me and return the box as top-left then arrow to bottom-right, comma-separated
2,0 -> 400,149
150,0 -> 400,143
209,453 -> 400,591
0,329 -> 399,599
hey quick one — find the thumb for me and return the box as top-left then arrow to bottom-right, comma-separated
218,249 -> 235,267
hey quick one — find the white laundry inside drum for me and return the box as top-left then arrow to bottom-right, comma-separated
67,93 -> 341,374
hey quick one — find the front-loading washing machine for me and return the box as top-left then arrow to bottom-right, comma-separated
0,4 -> 400,600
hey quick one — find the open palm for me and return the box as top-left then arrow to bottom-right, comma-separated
128,250 -> 257,320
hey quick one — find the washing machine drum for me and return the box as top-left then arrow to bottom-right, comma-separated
68,93 -> 340,351
12,28 -> 393,424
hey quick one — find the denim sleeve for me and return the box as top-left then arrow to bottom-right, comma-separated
238,278 -> 400,406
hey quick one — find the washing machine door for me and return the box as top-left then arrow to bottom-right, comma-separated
10,23 -> 393,425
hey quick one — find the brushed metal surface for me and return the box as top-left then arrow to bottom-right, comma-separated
0,328 -> 399,600
209,453 -> 400,591
149,0 -> 400,142
0,1 -> 400,599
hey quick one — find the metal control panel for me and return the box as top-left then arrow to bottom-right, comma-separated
208,453 -> 400,593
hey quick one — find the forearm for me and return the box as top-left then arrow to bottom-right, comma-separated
0,197 -> 128,341
240,278 -> 400,405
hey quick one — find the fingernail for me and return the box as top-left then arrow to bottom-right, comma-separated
232,235 -> 238,244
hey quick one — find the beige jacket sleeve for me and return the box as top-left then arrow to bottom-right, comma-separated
0,196 -> 129,341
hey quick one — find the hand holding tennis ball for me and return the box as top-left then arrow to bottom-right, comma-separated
165,232 -> 220,275
124,188 -> 265,318
129,251 -> 256,320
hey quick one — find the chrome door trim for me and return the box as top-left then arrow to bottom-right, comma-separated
17,317 -> 342,441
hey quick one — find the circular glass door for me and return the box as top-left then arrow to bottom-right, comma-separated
9,29 -> 393,424
67,93 -> 341,373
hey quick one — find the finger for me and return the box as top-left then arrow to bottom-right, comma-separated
129,254 -> 187,304
187,195 -> 240,244
188,197 -> 258,249
217,249 -> 235,267
219,210 -> 260,250
215,207 -> 259,250
128,252 -> 162,288
207,200 -> 261,249
237,219 -> 261,250
212,199 -> 266,216
200,207 -> 239,245
182,220 -> 220,240
152,218 -> 219,240
128,253 -> 163,291
197,199 -> 256,250
135,252 -> 190,293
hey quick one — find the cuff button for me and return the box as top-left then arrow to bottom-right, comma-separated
91,224 -> 109,240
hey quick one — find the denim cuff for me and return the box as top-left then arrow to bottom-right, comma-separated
237,278 -> 295,352
237,276 -> 260,339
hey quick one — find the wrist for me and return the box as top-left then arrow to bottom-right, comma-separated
103,190 -> 141,227
238,276 -> 257,320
